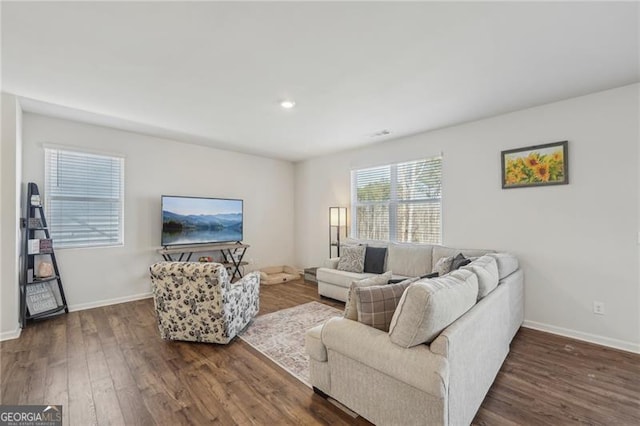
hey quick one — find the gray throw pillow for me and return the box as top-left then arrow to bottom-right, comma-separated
364,246 -> 387,274
343,272 -> 393,320
355,278 -> 417,331
337,245 -> 366,273
451,253 -> 472,271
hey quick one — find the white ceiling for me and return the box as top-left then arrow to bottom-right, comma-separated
2,1 -> 638,161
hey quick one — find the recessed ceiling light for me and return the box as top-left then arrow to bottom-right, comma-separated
280,100 -> 296,109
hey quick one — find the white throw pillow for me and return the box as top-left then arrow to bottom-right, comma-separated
388,270 -> 479,348
344,271 -> 393,320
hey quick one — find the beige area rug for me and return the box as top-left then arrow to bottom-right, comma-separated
238,301 -> 342,387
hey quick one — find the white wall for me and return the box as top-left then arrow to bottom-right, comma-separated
295,84 -> 640,351
0,93 -> 23,339
21,113 -> 295,312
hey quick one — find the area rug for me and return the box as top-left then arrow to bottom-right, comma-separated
238,301 -> 342,387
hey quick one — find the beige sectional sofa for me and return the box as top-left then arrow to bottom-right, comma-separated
306,241 -> 524,426
316,238 -> 492,302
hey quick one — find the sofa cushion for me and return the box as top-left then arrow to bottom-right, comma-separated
389,270 -> 479,348
433,256 -> 454,276
355,279 -> 417,331
337,245 -> 366,273
364,246 -> 387,274
344,272 -> 393,320
487,253 -> 519,279
387,243 -> 433,277
431,246 -> 493,271
461,255 -> 499,300
317,268 -> 377,288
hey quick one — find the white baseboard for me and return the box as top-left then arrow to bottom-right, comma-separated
0,327 -> 22,342
0,293 -> 152,342
68,291 -> 153,312
522,320 -> 640,354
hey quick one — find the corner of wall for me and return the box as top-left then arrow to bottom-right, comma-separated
0,93 -> 23,336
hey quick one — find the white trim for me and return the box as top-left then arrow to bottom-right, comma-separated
0,293 -> 152,341
0,327 -> 22,342
522,320 -> 640,354
44,146 -> 125,249
68,291 -> 152,312
41,142 -> 126,159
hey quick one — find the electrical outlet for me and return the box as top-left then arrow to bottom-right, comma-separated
593,301 -> 605,315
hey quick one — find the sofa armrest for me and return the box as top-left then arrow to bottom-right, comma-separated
305,324 -> 328,361
237,271 -> 260,291
321,317 -> 448,398
228,271 -> 260,310
323,258 -> 340,269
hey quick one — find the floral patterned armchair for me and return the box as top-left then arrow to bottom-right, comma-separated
149,262 -> 260,344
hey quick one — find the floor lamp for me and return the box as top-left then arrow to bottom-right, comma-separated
329,207 -> 347,257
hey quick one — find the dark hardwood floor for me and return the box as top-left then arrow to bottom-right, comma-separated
1,279 -> 639,425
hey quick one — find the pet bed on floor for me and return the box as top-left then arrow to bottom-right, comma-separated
259,266 -> 300,285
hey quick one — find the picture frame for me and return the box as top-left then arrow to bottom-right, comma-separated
25,282 -> 58,315
501,141 -> 568,189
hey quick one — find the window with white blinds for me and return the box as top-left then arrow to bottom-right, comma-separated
351,157 -> 442,244
44,148 -> 124,249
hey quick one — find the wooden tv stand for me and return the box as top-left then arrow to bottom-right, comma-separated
157,243 -> 249,279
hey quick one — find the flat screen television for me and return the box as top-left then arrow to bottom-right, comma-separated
161,195 -> 243,246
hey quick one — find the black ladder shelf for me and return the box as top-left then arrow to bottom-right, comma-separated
20,182 -> 69,327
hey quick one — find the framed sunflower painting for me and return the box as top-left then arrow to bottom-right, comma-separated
501,141 -> 568,189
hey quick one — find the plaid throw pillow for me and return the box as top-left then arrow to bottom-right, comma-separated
355,279 -> 415,331
344,272 -> 393,321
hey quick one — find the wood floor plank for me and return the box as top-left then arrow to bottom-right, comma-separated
2,278 -> 639,425
66,310 -> 98,426
43,359 -> 69,426
114,385 -> 155,426
91,377 -> 126,426
18,357 -> 47,405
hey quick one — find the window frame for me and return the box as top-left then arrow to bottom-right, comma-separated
44,146 -> 125,250
351,157 -> 442,244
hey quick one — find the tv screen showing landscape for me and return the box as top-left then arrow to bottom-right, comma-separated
161,196 -> 243,246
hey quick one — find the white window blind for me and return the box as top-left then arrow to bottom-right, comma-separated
45,148 -> 124,249
352,157 -> 442,244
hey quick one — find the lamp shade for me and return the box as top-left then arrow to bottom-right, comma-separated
330,207 -> 347,227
